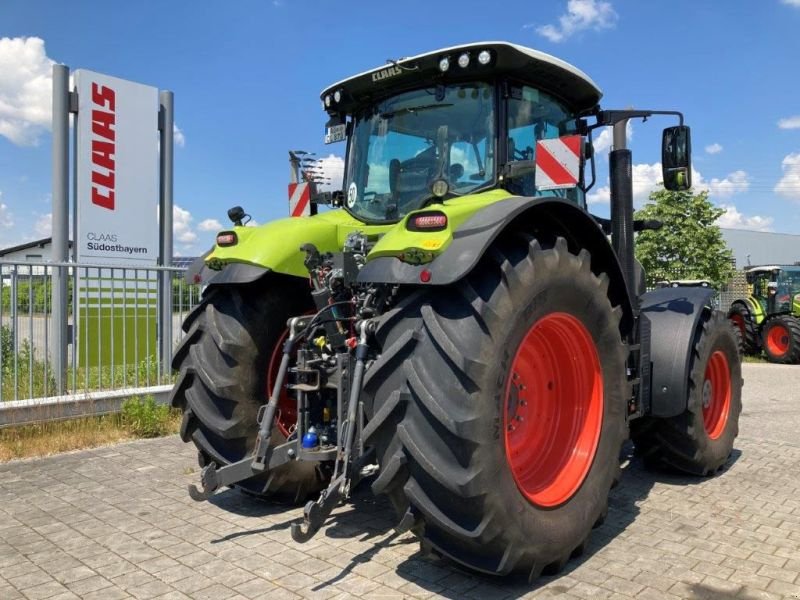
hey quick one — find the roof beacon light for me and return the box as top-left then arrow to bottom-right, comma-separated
333,89 -> 342,103
438,56 -> 450,72
458,52 -> 470,68
478,49 -> 491,65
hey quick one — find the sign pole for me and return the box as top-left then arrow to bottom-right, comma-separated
51,64 -> 71,394
158,91 -> 174,377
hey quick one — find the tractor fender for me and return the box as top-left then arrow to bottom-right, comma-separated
358,196 -> 634,333
205,263 -> 272,288
640,286 -> 715,418
733,296 -> 765,325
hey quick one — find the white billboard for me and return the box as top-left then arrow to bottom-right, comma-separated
74,70 -> 159,264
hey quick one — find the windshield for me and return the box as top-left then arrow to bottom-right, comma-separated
777,267 -> 800,310
345,82 -> 495,222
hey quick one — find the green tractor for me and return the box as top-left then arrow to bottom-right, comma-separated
728,265 -> 800,363
172,42 -> 742,579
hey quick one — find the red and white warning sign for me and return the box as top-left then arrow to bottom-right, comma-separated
288,182 -> 311,217
535,135 -> 582,191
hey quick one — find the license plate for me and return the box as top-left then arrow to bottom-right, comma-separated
325,124 -> 346,144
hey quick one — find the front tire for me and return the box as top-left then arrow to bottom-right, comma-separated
632,311 -> 742,475
362,236 -> 628,578
727,302 -> 758,354
762,316 -> 800,364
170,276 -> 328,502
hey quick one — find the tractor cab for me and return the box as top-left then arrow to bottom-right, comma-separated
318,42 -> 602,223
747,265 -> 800,315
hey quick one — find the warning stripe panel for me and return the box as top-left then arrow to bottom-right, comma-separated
288,182 -> 311,217
535,135 -> 582,191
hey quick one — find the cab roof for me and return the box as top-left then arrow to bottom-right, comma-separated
320,41 -> 603,115
746,265 -> 799,273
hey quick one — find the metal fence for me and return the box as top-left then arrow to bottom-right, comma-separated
0,258 -> 752,425
1,259 -> 202,424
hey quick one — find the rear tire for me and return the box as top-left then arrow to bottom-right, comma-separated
170,276 -> 328,502
727,302 -> 758,354
363,236 -> 628,578
762,316 -> 800,364
632,311 -> 742,475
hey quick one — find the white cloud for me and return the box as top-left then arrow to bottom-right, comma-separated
173,123 -> 185,148
717,204 -> 773,232
535,0 -> 618,43
0,200 -> 13,229
631,162 -> 664,206
587,184 -> 610,205
587,162 -> 661,207
705,143 -> 723,154
774,152 -> 800,200
701,170 -> 750,198
314,154 -> 345,191
782,0 -> 800,7
197,218 -> 221,232
592,128 -> 613,155
587,163 -> 749,206
173,205 -> 197,243
592,122 -> 632,156
0,37 -> 55,146
34,212 -> 52,237
778,115 -> 800,130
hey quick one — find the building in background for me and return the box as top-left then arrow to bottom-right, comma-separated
0,238 -> 72,264
721,229 -> 800,269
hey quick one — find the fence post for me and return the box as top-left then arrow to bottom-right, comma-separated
158,91 -> 174,378
51,64 -> 71,394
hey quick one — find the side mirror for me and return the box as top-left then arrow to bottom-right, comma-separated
662,125 -> 692,191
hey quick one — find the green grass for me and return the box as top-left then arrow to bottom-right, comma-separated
0,395 -> 181,461
742,354 -> 769,364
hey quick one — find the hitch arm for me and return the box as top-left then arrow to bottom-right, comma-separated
252,316 -> 310,468
187,442 -> 295,501
187,315 -> 312,502
291,320 -> 372,543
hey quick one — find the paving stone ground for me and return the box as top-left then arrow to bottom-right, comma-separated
1,363 -> 799,599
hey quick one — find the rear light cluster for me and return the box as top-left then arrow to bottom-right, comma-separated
407,212 -> 448,232
216,231 -> 238,247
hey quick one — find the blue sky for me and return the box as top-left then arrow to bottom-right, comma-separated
1,0 -> 800,255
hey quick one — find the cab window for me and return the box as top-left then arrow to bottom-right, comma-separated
506,85 -> 583,205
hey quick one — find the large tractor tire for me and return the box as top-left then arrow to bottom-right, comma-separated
727,302 -> 759,354
762,315 -> 800,364
362,236 -> 628,579
632,311 -> 742,475
170,276 -> 329,502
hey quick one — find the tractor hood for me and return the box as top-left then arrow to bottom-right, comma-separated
205,189 -> 515,278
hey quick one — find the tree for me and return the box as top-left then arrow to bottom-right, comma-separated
634,186 -> 735,288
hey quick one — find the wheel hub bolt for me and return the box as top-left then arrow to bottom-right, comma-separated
702,379 -> 713,409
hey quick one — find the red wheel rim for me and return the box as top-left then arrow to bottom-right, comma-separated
504,312 -> 604,508
702,350 -> 731,440
766,325 -> 790,357
730,314 -> 745,339
266,328 -> 296,438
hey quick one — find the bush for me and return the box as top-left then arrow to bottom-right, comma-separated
1,325 -> 11,369
1,337 -> 57,400
120,395 -> 173,438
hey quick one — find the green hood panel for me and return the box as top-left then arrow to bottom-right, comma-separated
206,189 -> 514,277
368,189 -> 513,260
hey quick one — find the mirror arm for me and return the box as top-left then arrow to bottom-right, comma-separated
595,109 -> 684,128
584,128 -> 597,193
